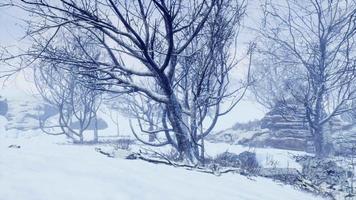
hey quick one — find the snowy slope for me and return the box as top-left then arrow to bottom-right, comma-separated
0,88 -> 322,200
0,133 -> 323,200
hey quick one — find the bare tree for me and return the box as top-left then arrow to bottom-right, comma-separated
34,34 -> 103,144
2,0 -> 247,163
250,41 -> 302,110
250,46 -> 308,125
255,0 -> 356,157
173,2 -> 251,161
110,0 -> 250,162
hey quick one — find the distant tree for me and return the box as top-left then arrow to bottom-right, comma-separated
254,0 -> 356,157
34,34 -> 103,143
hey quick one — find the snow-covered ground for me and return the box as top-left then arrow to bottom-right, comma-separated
0,131 -> 323,200
0,89 -> 322,200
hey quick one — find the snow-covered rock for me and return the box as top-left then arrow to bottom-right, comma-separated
209,99 -> 353,154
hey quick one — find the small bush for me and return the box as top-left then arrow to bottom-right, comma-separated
213,151 -> 260,174
114,138 -> 135,150
214,151 -> 241,168
296,155 -> 350,186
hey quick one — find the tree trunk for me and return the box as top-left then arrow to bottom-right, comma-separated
148,123 -> 156,142
313,87 -> 326,158
93,116 -> 98,143
79,126 -> 84,143
189,102 -> 201,160
66,117 -> 74,140
200,137 -> 205,165
314,125 -> 325,158
66,128 -> 74,140
79,134 -> 84,144
166,94 -> 197,163
115,114 -> 120,137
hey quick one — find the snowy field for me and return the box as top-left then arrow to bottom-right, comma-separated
0,131 -> 323,200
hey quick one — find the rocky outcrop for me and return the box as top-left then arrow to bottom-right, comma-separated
236,101 -> 349,152
237,100 -> 313,151
261,100 -> 310,137
209,99 -> 355,154
0,97 -> 8,116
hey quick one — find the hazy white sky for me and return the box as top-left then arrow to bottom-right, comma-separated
0,1 -> 266,131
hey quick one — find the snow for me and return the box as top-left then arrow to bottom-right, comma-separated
0,133 -> 322,200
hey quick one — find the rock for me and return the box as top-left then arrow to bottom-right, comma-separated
253,100 -> 345,152
264,137 -> 308,151
237,133 -> 309,151
232,120 -> 261,131
260,100 -> 311,143
208,99 -> 313,152
271,129 -> 310,138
